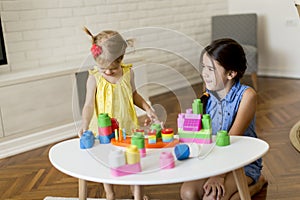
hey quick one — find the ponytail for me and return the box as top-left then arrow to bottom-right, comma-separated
83,27 -> 96,44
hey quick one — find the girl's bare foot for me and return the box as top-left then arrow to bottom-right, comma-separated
143,194 -> 150,200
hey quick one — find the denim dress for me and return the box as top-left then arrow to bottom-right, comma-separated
206,81 -> 262,183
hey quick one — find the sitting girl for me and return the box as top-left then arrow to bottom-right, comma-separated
181,38 -> 265,200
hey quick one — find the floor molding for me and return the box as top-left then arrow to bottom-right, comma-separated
0,122 -> 78,159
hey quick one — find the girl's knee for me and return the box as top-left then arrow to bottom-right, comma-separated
180,187 -> 199,200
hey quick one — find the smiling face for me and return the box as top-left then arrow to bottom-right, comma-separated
201,52 -> 227,92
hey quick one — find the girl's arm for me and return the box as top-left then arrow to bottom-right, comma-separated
130,69 -> 158,122
78,74 -> 97,136
203,88 -> 257,197
229,87 -> 257,136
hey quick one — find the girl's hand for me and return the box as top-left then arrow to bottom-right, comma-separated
203,176 -> 225,200
78,125 -> 88,137
144,108 -> 160,127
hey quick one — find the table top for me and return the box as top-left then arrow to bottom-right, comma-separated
49,136 -> 269,185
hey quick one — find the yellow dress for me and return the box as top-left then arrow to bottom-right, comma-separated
88,63 -> 139,135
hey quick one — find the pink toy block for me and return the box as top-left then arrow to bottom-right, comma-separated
98,126 -> 112,136
182,112 -> 202,131
139,148 -> 146,157
183,118 -> 202,131
159,152 -> 175,169
110,163 -> 142,177
186,108 -> 192,114
177,113 -> 185,129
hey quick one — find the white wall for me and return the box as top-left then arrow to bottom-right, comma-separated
0,0 -> 226,72
0,0 -> 228,97
229,0 -> 300,78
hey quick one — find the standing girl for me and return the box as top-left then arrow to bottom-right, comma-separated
79,27 -> 154,200
180,38 -> 265,200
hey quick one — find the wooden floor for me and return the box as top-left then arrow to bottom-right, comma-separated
1,76 -> 300,200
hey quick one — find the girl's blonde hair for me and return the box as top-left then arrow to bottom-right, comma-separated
84,27 -> 133,67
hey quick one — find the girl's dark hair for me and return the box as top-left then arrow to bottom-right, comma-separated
201,38 -> 247,81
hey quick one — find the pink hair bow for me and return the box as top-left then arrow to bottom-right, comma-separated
91,44 -> 102,57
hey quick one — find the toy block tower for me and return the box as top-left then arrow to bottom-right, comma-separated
109,145 -> 142,177
98,113 -> 114,144
178,98 -> 212,144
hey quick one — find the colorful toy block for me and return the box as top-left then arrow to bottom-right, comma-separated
109,145 -> 142,177
131,132 -> 146,157
80,130 -> 95,149
150,123 -> 162,139
216,130 -> 230,146
174,144 -> 190,160
161,128 -> 174,143
192,99 -> 203,114
177,99 -> 212,144
98,113 -> 113,144
159,152 -> 175,169
148,129 -> 157,144
174,143 -> 200,160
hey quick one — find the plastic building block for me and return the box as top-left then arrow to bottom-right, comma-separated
202,114 -> 211,130
174,144 -> 190,160
110,145 -> 142,177
148,135 -> 156,144
110,163 -> 142,177
192,99 -> 203,114
159,152 -> 175,169
150,123 -> 162,138
97,113 -> 113,143
177,113 -> 185,129
111,118 -> 119,130
80,130 -> 95,149
161,128 -> 174,143
216,130 -> 230,146
131,132 -> 146,157
98,126 -> 112,135
109,149 -> 126,168
182,111 -> 201,131
98,113 -> 112,127
122,128 -> 126,140
178,129 -> 212,144
125,145 -> 140,164
148,129 -> 157,144
98,133 -> 115,144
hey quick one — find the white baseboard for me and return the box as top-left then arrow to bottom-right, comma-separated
0,123 -> 78,159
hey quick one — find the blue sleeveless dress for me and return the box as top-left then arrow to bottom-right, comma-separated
206,81 -> 262,183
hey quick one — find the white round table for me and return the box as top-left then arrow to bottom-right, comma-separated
49,136 -> 269,200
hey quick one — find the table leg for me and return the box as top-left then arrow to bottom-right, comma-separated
79,179 -> 87,200
232,167 -> 251,200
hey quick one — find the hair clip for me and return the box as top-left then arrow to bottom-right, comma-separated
91,44 -> 102,57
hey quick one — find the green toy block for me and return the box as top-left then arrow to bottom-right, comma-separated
202,114 -> 211,129
216,130 -> 230,146
98,113 -> 112,127
192,99 -> 203,114
131,132 -> 145,149
178,129 -> 211,139
150,123 -> 162,138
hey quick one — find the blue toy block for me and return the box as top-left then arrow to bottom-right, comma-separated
98,132 -> 115,144
174,144 -> 190,160
80,130 -> 95,149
